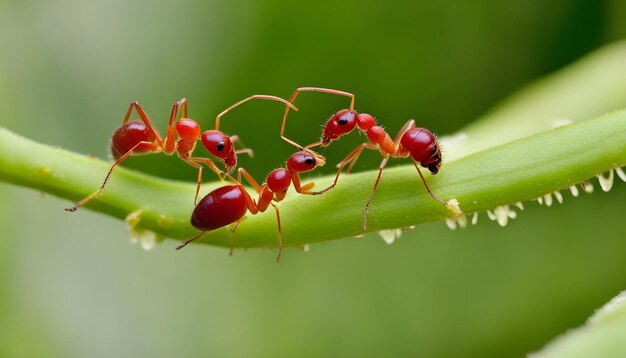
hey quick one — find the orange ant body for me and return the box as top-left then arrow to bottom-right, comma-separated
176,151 -> 325,262
66,95 -> 297,212
281,87 -> 450,230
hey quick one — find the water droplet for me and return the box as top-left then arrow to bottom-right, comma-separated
616,167 -> 626,182
543,193 -> 553,207
553,191 -> 563,204
471,212 -> 478,225
580,181 -> 594,193
597,170 -> 614,192
569,185 -> 579,197
445,219 -> 457,231
514,202 -> 524,210
378,229 -> 403,244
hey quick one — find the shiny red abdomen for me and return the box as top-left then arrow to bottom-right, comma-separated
400,128 -> 436,162
110,121 -> 157,159
191,185 -> 248,231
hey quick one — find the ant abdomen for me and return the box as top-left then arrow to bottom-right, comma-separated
191,185 -> 248,231
110,121 -> 158,159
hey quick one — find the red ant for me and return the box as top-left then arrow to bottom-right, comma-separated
175,150 -> 325,262
281,87 -> 453,230
66,95 -> 298,212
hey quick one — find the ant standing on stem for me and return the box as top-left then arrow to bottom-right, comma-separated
280,87 -> 458,230
175,151 -> 325,262
65,95 -> 298,211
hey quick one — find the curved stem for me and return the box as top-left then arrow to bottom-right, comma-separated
0,108 -> 625,248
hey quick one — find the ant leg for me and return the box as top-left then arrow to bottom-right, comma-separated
412,162 -> 447,206
175,231 -> 209,250
238,169 -> 273,211
163,98 -> 188,153
393,119 -> 416,144
290,172 -> 316,195
183,156 -> 226,204
214,95 -> 298,130
311,143 -> 376,195
281,87 -> 355,150
66,141 -> 161,212
228,135 -> 255,158
122,101 -> 164,145
237,168 -> 262,192
229,216 -> 247,256
363,157 -> 390,231
271,203 -> 283,263
238,185 -> 280,262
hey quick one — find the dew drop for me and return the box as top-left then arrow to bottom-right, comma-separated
616,167 -> 626,182
514,202 -> 524,210
543,193 -> 553,207
445,219 -> 457,231
553,191 -> 563,204
378,228 -> 403,244
580,181 -> 594,193
597,170 -> 614,192
569,185 -> 579,197
471,212 -> 478,225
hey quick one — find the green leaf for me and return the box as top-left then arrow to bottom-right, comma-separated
530,291 -> 626,357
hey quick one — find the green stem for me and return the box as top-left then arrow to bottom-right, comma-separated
1,108 -> 625,248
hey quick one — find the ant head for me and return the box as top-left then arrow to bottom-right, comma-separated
201,130 -> 234,159
176,119 -> 201,142
321,109 -> 357,146
286,151 -> 324,173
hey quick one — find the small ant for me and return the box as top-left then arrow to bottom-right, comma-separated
281,87 -> 452,230
175,151 -> 325,262
66,95 -> 298,212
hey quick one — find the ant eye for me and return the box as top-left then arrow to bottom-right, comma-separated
338,118 -> 348,126
304,156 -> 315,165
216,142 -> 225,151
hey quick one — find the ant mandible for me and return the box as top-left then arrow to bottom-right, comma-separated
66,95 -> 298,212
175,151 -> 325,262
280,87 -> 453,230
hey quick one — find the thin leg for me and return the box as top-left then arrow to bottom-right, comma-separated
235,148 -> 254,157
183,156 -> 226,204
237,168 -> 262,192
175,231 -> 209,250
363,157 -> 389,231
229,135 -> 254,158
271,203 -> 283,263
122,101 -> 164,145
163,98 -> 188,153
413,162 -> 447,206
291,173 -> 316,195
311,143 -> 376,195
65,141 -> 161,212
393,119 -> 416,144
229,216 -> 247,256
215,95 -> 298,130
280,87 -> 355,150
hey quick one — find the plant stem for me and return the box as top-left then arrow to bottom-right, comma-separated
1,108 -> 625,248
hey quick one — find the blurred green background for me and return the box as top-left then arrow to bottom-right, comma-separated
1,1 -> 626,357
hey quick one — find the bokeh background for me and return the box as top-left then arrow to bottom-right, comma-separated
1,1 -> 626,357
